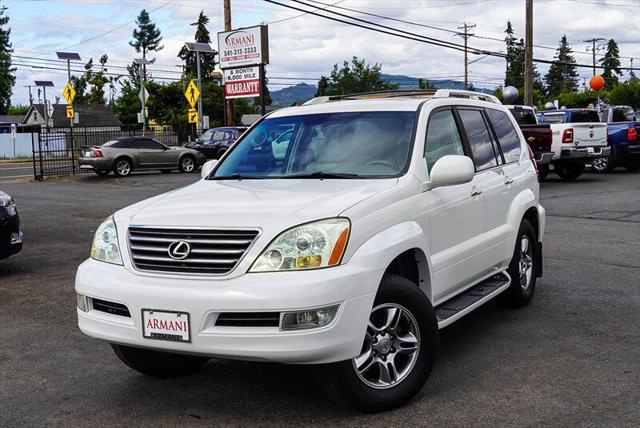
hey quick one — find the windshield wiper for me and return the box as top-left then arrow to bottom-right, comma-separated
282,171 -> 362,179
209,174 -> 269,180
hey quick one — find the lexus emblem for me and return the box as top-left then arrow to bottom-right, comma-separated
589,130 -> 594,138
168,241 -> 191,260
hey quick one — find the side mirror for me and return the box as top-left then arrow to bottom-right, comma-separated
201,159 -> 218,179
425,155 -> 475,190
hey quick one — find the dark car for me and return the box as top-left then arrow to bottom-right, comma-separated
186,127 -> 247,159
0,190 -> 22,260
78,137 -> 205,177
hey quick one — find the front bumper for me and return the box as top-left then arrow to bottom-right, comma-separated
75,259 -> 381,364
0,207 -> 22,259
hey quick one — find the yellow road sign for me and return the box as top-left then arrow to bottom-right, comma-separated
184,80 -> 200,108
63,82 -> 76,105
188,108 -> 199,124
66,106 -> 74,119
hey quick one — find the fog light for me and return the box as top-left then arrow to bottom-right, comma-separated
76,293 -> 89,312
280,305 -> 339,331
296,255 -> 322,269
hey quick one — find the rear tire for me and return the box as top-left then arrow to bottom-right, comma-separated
318,274 -> 438,413
179,155 -> 196,173
113,158 -> 132,177
591,150 -> 615,173
624,159 -> 640,172
538,165 -> 549,181
111,344 -> 209,379
555,162 -> 584,181
498,219 -> 539,307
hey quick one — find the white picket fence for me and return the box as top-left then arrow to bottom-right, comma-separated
0,133 -> 35,159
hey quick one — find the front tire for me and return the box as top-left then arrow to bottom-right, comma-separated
498,219 -> 539,307
318,275 -> 438,412
179,155 -> 196,173
555,162 -> 584,181
111,344 -> 209,379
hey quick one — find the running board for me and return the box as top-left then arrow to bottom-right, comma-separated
435,272 -> 511,329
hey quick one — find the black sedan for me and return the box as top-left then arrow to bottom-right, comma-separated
0,190 -> 22,260
186,127 -> 247,159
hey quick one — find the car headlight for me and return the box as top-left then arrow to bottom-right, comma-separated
90,216 -> 123,265
0,193 -> 14,207
250,218 -> 350,272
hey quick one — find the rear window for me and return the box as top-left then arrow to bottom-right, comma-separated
612,107 -> 635,122
542,113 -> 566,124
102,140 -> 121,147
508,108 -> 538,125
569,111 -> 601,123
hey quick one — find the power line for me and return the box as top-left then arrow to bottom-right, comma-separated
264,0 -> 640,71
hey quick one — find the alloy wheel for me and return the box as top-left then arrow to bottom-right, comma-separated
353,303 -> 420,389
116,160 -> 131,176
182,157 -> 195,172
519,234 -> 533,290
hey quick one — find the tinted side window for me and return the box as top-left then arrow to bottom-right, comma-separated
458,109 -> 498,171
138,139 -> 164,150
118,140 -> 138,149
424,109 -> 465,172
487,109 -> 522,163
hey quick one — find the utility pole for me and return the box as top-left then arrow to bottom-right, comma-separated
224,0 -> 234,125
583,37 -> 606,76
196,51 -> 203,133
24,85 -> 34,106
524,0 -> 533,106
457,22 -> 475,90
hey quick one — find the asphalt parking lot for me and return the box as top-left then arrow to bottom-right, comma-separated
1,169 -> 639,426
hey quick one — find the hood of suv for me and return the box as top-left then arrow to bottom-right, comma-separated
120,178 -> 398,228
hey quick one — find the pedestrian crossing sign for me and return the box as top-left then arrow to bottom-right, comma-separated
184,80 -> 200,109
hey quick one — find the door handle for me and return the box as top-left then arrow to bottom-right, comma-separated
504,178 -> 514,185
470,190 -> 482,197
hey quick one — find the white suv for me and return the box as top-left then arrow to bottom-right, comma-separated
76,89 -> 545,412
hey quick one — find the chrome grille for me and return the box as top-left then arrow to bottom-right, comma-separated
128,227 -> 259,275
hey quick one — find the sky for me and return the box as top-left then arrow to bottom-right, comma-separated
4,0 -> 640,105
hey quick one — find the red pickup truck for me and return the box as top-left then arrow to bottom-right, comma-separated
506,105 -> 554,180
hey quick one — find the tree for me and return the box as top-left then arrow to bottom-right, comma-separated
130,9 -> 163,80
599,39 -> 622,90
88,54 -> 108,104
315,76 -> 329,97
607,79 -> 640,109
504,22 -> 543,95
0,3 -> 15,114
316,57 -> 398,96
418,78 -> 435,90
178,11 -> 217,79
545,35 -> 579,97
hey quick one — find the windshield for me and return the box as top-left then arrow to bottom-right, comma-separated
211,111 -> 416,179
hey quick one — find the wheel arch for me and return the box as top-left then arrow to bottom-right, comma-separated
113,155 -> 135,171
347,221 -> 434,302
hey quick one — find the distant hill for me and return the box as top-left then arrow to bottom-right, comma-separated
270,74 -> 495,106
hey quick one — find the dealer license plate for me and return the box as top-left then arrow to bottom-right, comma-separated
142,309 -> 191,343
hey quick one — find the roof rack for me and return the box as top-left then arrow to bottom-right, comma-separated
432,89 -> 501,104
301,88 -> 501,105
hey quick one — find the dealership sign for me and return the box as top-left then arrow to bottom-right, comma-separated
218,25 -> 269,69
224,66 -> 260,99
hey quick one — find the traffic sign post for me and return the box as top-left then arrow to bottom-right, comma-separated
188,108 -> 199,124
184,80 -> 200,109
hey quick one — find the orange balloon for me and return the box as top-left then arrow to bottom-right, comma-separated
590,75 -> 605,91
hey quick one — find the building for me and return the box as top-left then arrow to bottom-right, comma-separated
22,104 -> 122,130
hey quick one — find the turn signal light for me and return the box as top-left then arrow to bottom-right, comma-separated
562,128 -> 574,144
627,127 -> 637,142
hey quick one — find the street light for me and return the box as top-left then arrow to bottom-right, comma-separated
34,80 -> 54,129
134,58 -> 151,134
184,42 -> 215,132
